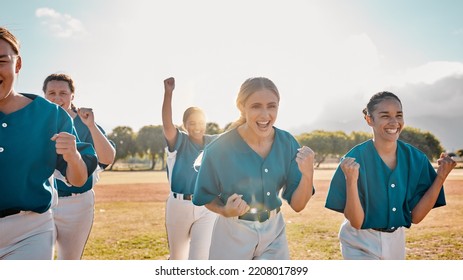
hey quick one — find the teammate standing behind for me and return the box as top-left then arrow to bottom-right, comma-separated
43,73 -> 116,260
162,77 -> 218,260
193,77 -> 315,260
0,26 -> 97,260
325,91 -> 456,260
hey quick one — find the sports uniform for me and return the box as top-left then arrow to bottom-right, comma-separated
52,114 -> 114,260
0,94 -> 97,260
165,128 -> 218,260
193,127 -> 313,260
325,139 -> 446,259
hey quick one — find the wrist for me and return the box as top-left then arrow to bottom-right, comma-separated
64,151 -> 83,166
87,122 -> 99,131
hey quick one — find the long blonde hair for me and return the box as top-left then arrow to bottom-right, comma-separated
227,77 -> 280,131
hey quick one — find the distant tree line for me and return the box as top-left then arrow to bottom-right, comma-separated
107,122 -> 454,170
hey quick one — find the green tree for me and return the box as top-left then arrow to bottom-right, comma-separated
399,127 -> 444,160
206,122 -> 222,135
349,131 -> 372,149
108,126 -> 136,170
296,130 -> 350,167
135,125 -> 165,170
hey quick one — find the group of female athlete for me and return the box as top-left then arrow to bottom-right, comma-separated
1,26 -> 456,260
162,74 -> 456,260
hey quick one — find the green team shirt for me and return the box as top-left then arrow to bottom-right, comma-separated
0,94 -> 97,213
193,127 -> 314,211
325,139 -> 445,229
166,129 -> 217,195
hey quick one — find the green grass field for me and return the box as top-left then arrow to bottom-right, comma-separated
83,169 -> 463,260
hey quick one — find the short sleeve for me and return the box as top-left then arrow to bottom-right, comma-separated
408,157 -> 445,210
167,128 -> 186,152
281,136 -> 315,204
325,165 -> 347,213
192,149 -> 221,206
97,123 -> 116,170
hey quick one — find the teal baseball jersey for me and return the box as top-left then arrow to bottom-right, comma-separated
193,127 -> 312,211
0,94 -> 97,213
167,129 -> 217,195
325,139 -> 445,229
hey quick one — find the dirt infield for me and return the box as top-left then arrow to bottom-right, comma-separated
94,169 -> 463,203
94,178 -> 463,204
94,183 -> 170,203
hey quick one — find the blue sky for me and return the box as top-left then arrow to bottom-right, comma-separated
2,0 -> 463,150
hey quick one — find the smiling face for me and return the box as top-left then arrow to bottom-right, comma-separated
366,98 -> 404,143
0,39 -> 21,103
241,89 -> 279,140
43,80 -> 74,113
184,110 -> 206,144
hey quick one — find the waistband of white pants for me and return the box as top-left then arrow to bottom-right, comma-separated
58,189 -> 91,197
237,207 -> 281,223
171,192 -> 193,201
0,209 -> 36,219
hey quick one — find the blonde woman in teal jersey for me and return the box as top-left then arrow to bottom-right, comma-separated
193,77 -> 315,260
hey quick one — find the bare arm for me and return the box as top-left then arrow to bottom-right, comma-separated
162,77 -> 178,150
78,108 -> 116,166
205,194 -> 250,217
341,157 -> 364,229
290,146 -> 315,212
52,132 -> 88,187
411,153 -> 456,224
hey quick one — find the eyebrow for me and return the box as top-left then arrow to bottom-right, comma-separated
0,54 -> 15,58
250,101 -> 278,105
378,110 -> 403,114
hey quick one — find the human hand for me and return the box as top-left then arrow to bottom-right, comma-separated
223,193 -> 250,217
295,146 -> 315,176
164,77 -> 175,94
77,107 -> 95,127
51,132 -> 82,164
340,157 -> 359,183
436,153 -> 457,180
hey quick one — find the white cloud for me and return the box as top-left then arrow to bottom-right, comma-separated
35,7 -> 86,38
385,61 -> 463,87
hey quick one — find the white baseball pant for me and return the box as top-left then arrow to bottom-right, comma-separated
0,210 -> 55,260
209,211 -> 289,260
339,219 -> 406,260
52,189 -> 95,260
165,193 -> 217,260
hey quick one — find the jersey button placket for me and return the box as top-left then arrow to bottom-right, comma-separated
265,168 -> 270,196
390,183 -> 397,221
0,123 -> 6,153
